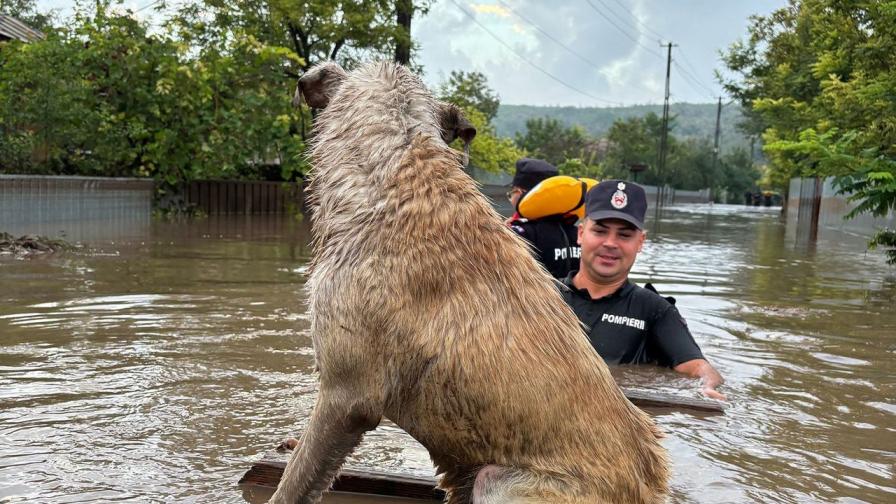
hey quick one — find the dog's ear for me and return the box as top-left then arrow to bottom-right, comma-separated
438,103 -> 477,146
293,62 -> 347,109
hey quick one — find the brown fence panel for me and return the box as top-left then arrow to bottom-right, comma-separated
200,182 -> 209,214
266,183 -> 275,213
180,180 -> 304,214
237,182 -> 246,214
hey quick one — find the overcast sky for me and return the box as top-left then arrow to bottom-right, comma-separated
37,0 -> 786,107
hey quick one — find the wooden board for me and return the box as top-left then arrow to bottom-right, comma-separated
239,454 -> 443,501
238,390 -> 724,501
621,388 -> 726,413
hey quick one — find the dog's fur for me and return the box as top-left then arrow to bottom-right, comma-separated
268,61 -> 668,504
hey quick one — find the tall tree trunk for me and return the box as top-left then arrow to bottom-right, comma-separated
394,0 -> 413,65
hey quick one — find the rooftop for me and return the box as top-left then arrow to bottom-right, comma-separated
0,14 -> 44,43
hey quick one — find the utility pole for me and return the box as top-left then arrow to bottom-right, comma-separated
657,42 -> 675,209
711,96 -> 722,203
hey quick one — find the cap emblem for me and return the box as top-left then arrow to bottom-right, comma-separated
611,190 -> 628,209
617,182 -> 626,190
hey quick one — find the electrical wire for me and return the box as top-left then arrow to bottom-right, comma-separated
495,0 -> 603,69
672,61 -> 708,97
494,0 -> 658,97
449,0 -> 623,106
583,0 -> 663,59
592,0 -> 722,99
135,0 -> 164,13
679,50 -> 724,98
677,50 -> 702,80
673,61 -> 716,99
607,0 -> 666,41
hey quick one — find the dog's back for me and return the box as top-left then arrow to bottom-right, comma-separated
297,61 -> 668,504
363,135 -> 668,503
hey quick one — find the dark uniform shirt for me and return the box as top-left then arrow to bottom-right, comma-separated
559,271 -> 704,367
510,215 -> 580,278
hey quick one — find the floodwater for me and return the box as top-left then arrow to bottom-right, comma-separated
1,205 -> 894,504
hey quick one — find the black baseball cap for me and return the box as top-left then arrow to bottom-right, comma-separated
511,158 -> 558,190
584,180 -> 647,229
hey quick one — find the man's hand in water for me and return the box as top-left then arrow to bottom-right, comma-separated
674,358 -> 727,401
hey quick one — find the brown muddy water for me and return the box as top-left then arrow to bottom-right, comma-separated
1,205 -> 894,503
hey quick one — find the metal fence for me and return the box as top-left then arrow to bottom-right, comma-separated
182,180 -> 303,215
667,187 -> 712,204
787,177 -> 896,241
0,175 -> 153,242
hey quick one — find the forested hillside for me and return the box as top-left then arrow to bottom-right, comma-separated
494,102 -> 752,154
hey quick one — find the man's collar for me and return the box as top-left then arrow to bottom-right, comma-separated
563,270 -> 632,301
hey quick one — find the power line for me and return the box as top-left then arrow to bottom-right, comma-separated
449,0 -> 623,106
135,0 -> 164,13
606,0 -> 665,41
494,0 -> 658,97
673,61 -> 716,99
495,0 -> 603,69
677,50 -> 705,83
591,0 -> 721,99
593,0 -> 662,44
583,0 -> 663,59
676,49 -> 719,97
673,61 -> 710,95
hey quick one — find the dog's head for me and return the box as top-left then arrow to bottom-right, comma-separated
294,61 -> 476,155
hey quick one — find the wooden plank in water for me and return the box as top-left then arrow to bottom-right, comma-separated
621,388 -> 726,413
239,391 -> 722,500
279,382 -> 725,416
239,452 -> 444,501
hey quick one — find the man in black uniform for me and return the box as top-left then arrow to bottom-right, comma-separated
560,179 -> 726,399
506,158 -> 580,278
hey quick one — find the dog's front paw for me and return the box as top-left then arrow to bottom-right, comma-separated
276,437 -> 301,452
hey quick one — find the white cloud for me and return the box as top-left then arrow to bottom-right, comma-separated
37,0 -> 787,107
470,3 -> 512,17
416,0 -> 785,106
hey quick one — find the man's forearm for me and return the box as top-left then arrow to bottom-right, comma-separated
674,358 -> 726,399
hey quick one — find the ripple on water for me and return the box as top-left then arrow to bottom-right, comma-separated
866,402 -> 896,416
810,352 -> 871,367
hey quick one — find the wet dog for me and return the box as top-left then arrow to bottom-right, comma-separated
266,61 -> 668,504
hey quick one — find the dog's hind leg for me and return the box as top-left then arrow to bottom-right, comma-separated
266,387 -> 382,504
471,465 -> 586,504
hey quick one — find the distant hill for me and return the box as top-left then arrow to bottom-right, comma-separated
494,103 -> 752,154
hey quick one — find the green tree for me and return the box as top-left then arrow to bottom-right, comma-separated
437,70 -> 500,122
167,0 -> 433,145
437,70 -> 524,172
602,113 -> 663,181
173,0 -> 432,74
666,137 -> 716,191
454,107 -> 525,173
721,0 -> 896,262
394,0 -> 416,65
557,158 -> 603,179
719,147 -> 761,202
515,117 -> 595,167
0,2 -> 305,186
